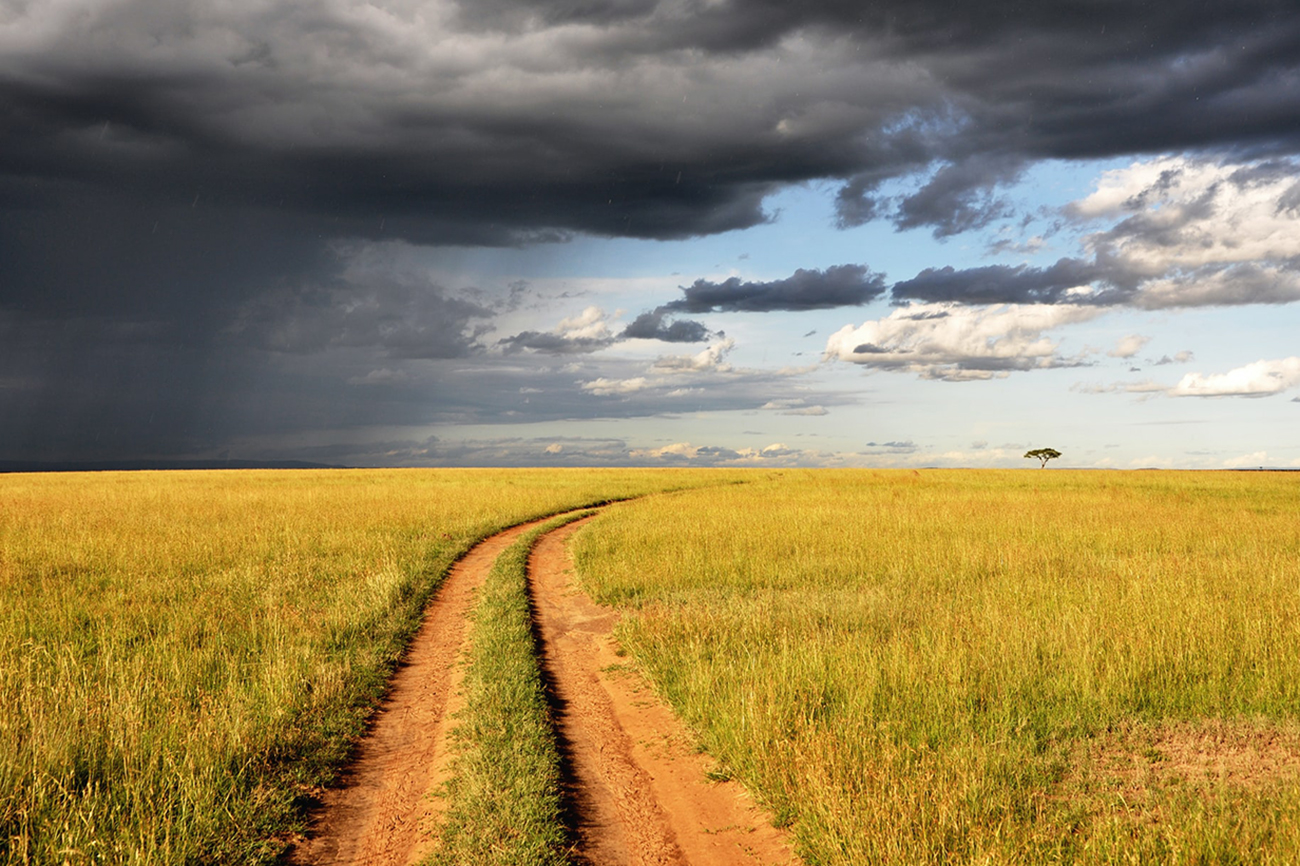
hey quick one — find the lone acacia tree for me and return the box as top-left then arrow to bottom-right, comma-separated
1025,448 -> 1062,468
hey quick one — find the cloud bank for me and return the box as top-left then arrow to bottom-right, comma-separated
665,265 -> 887,313
829,154 -> 1300,386
824,303 -> 1100,381
4,0 -> 1300,460
1169,357 -> 1300,398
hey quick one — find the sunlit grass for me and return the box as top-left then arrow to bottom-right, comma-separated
0,468 -> 713,864
572,469 -> 1300,864
10,467 -> 1299,864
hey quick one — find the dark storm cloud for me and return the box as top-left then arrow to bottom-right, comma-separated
0,191 -> 336,321
229,273 -> 495,359
891,259 -> 1122,305
516,262 -> 887,354
619,310 -> 714,343
0,311 -> 247,461
5,0 -> 1298,255
666,265 -> 888,313
499,331 -> 610,354
891,155 -> 1026,237
5,0 -> 1300,460
593,264 -> 883,355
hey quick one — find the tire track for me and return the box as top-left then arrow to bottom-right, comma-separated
288,515 -> 561,866
290,508 -> 800,865
530,518 -> 801,866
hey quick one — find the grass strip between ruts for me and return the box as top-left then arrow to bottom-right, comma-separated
425,511 -> 592,866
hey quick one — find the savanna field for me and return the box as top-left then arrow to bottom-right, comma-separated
3,468 -> 1299,864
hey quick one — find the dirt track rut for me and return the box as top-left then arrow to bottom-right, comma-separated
289,517 -> 546,866
290,511 -> 800,866
530,519 -> 799,866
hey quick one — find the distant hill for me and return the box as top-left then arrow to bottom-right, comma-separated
0,459 -> 347,473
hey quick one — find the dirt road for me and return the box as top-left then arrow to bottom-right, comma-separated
530,519 -> 799,866
290,511 -> 800,866
289,517 -> 548,866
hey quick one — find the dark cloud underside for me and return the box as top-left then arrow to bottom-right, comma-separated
498,331 -> 617,354
4,0 -> 1297,252
891,260 -> 1117,305
620,311 -> 713,343
3,0 -> 1300,459
667,265 -> 887,312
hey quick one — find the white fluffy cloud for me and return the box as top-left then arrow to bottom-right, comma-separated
555,306 -> 614,341
1223,451 -> 1270,469
580,376 -> 649,396
581,338 -> 737,396
1077,357 -> 1300,399
1108,334 -> 1150,358
824,303 -> 1101,381
760,398 -> 829,416
1169,357 -> 1300,398
500,305 -> 619,354
649,338 -> 735,374
1073,156 -> 1300,308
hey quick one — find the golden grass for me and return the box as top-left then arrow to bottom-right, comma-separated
0,468 -> 713,864
572,469 -> 1300,864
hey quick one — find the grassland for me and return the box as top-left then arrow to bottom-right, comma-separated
573,469 -> 1300,864
7,467 -> 1300,865
0,469 -> 711,865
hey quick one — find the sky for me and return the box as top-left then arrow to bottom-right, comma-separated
2,0 -> 1299,469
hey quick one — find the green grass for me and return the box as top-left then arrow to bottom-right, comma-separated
0,468 -> 721,865
571,469 -> 1300,864
427,512 -> 589,866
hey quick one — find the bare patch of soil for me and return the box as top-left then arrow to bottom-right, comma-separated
1081,718 -> 1300,793
1051,717 -> 1300,832
288,517 -> 557,866
529,519 -> 802,866
1152,719 -> 1300,788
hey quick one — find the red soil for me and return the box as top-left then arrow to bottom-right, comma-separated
289,512 -> 802,866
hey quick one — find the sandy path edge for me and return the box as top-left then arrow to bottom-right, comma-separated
287,514 -> 572,866
530,519 -> 802,866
